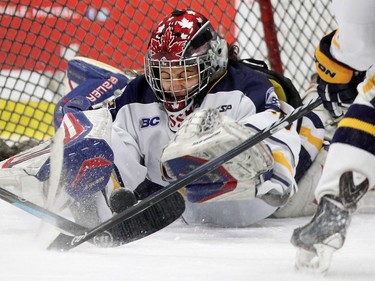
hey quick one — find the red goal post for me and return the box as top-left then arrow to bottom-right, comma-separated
0,0 -> 335,153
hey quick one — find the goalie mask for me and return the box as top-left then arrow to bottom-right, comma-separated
144,9 -> 228,112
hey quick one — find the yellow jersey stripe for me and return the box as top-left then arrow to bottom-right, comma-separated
332,30 -> 341,49
299,126 -> 324,150
362,74 -> 375,94
338,118 -> 375,136
273,151 -> 293,176
110,175 -> 122,190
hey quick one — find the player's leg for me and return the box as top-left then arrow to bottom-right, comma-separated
291,92 -> 375,273
273,146 -> 328,218
291,171 -> 369,273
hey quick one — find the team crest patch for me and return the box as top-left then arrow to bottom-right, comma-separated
265,87 -> 280,111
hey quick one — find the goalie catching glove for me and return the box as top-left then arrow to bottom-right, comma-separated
161,108 -> 274,203
315,30 -> 366,118
54,56 -> 130,129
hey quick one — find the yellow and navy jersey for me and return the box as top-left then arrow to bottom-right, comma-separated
332,103 -> 375,156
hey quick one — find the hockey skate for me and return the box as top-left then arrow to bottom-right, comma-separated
291,171 -> 369,274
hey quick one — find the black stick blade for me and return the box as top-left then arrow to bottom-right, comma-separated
47,192 -> 185,251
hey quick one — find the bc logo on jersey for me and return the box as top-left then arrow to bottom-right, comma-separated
141,117 -> 160,128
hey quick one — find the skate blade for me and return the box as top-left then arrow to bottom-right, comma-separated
294,245 -> 336,275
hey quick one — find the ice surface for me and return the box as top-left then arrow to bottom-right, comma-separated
0,200 -> 374,281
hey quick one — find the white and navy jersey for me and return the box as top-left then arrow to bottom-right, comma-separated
110,63 -> 321,203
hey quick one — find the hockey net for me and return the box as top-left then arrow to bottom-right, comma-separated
0,0 -> 337,155
1,0 -> 374,212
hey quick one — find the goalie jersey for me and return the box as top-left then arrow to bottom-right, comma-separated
110,62 -> 324,210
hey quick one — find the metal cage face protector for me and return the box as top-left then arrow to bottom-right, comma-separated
145,55 -> 211,107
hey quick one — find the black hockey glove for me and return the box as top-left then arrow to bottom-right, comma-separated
315,30 -> 366,118
109,179 -> 164,213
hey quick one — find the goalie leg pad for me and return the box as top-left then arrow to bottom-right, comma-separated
273,147 -> 328,218
59,108 -> 114,201
161,108 -> 274,203
62,138 -> 113,201
0,108 -> 114,204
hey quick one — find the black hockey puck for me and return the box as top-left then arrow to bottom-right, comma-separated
109,188 -> 137,213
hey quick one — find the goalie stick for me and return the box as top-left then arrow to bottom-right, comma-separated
47,96 -> 323,251
37,121 -> 65,243
0,186 -> 117,247
0,186 -> 185,248
0,187 -> 87,235
46,123 -> 64,210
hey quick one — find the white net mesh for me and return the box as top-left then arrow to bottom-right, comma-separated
1,0 -> 335,155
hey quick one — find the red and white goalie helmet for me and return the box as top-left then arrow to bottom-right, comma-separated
144,9 -> 228,111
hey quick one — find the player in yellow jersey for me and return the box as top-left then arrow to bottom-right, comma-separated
291,0 -> 375,273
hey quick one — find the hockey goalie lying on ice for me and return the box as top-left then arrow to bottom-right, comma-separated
0,57 -> 324,230
0,10 -> 327,233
